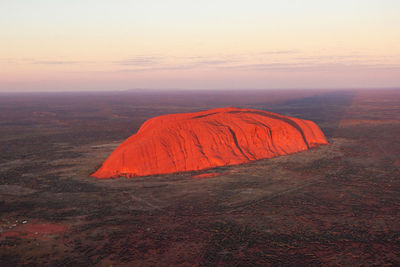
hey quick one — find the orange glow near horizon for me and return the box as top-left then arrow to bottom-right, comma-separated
0,0 -> 399,91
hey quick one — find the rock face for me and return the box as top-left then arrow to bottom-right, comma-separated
92,107 -> 328,178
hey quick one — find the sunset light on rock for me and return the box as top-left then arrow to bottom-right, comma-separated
92,107 -> 328,178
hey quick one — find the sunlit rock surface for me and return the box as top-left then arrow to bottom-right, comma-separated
92,107 -> 328,178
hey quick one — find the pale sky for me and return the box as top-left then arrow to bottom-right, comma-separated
1,0 -> 399,91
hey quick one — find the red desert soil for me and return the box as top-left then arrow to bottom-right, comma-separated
92,107 -> 328,178
192,172 -> 223,179
1,223 -> 69,241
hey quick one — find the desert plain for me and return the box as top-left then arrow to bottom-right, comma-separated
0,89 -> 399,266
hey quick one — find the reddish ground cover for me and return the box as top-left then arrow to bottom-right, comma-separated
192,172 -> 223,179
1,223 -> 69,241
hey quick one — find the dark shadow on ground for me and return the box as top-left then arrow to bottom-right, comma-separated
262,90 -> 356,138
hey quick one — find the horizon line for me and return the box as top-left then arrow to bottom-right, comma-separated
1,87 -> 400,94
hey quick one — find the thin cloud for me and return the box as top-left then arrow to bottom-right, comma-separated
110,52 -> 400,73
117,56 -> 161,66
193,59 -> 235,65
33,60 -> 82,65
117,64 -> 197,72
115,56 -> 235,72
224,62 -> 400,72
260,50 -> 300,55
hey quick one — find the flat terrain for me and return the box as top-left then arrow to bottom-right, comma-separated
0,89 -> 399,266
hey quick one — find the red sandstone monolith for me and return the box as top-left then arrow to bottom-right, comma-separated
92,107 -> 328,178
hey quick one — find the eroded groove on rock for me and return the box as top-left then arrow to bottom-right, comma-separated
92,107 -> 328,178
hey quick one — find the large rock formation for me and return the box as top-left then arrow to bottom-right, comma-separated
92,107 -> 328,178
